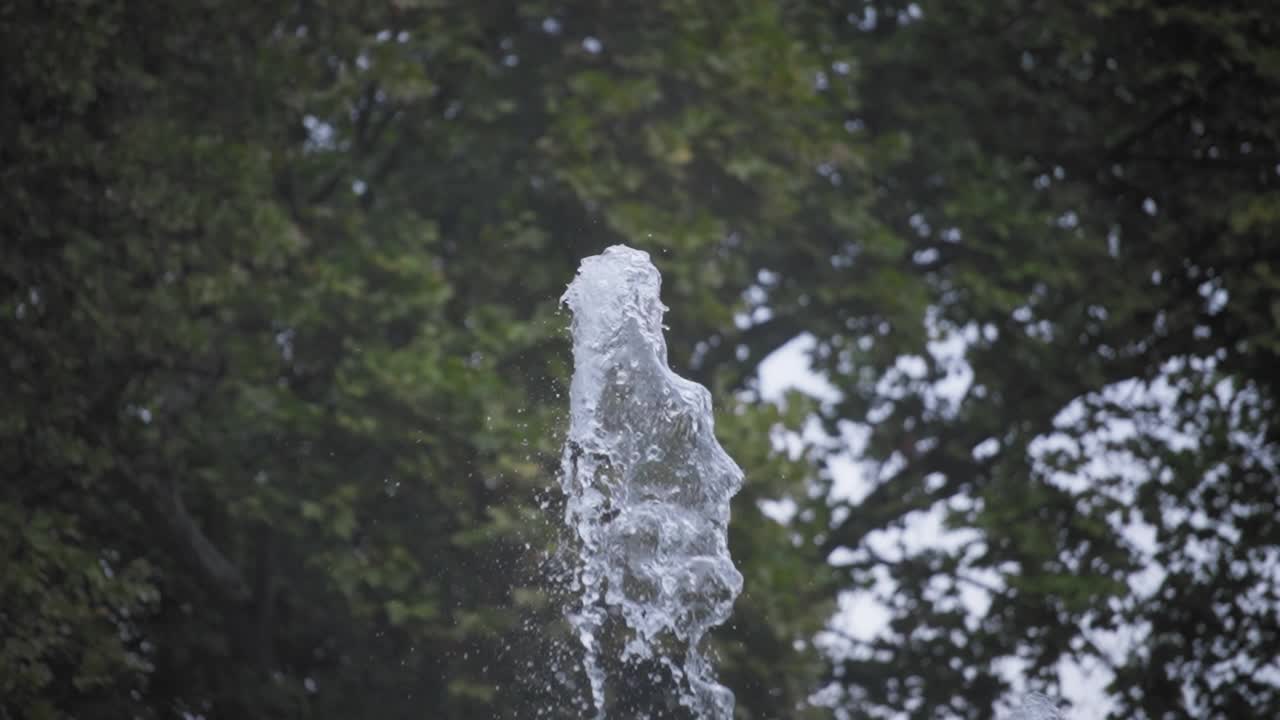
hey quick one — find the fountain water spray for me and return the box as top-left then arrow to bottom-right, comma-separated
559,245 -> 743,719
1009,692 -> 1063,720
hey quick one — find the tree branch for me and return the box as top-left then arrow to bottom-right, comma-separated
115,458 -> 251,605
1104,71 -> 1230,161
691,313 -> 806,390
157,479 -> 252,603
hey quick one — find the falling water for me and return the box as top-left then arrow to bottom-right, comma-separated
1010,693 -> 1063,720
559,245 -> 744,719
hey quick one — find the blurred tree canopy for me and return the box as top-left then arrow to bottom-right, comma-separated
2,1 -> 1276,719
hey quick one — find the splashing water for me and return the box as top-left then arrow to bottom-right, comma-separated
559,245 -> 744,719
1010,692 -> 1064,720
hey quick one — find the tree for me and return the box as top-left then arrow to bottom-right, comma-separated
3,2 -> 839,718
4,1 -> 1277,719
799,2 -> 1280,717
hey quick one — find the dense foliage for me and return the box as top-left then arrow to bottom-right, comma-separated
2,1 -> 1276,719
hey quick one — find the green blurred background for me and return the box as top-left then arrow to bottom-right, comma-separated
3,1 -> 1278,718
